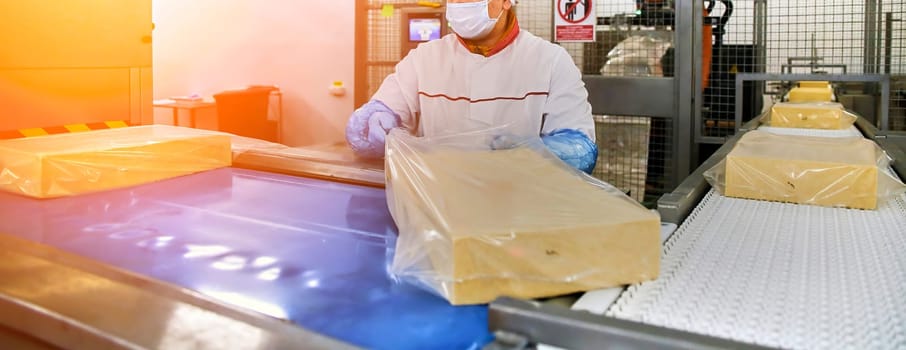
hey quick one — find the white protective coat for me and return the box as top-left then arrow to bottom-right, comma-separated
372,30 -> 595,141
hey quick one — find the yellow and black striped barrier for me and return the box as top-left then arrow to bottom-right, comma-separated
0,121 -> 130,140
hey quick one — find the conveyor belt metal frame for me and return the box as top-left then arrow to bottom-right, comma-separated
861,118 -> 906,181
657,118 -> 759,224
484,297 -> 773,350
0,234 -> 358,350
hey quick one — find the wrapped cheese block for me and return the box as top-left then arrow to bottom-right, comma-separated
386,129 -> 660,305
766,102 -> 856,130
0,125 -> 231,198
799,81 -> 830,88
705,131 -> 906,210
789,86 -> 834,102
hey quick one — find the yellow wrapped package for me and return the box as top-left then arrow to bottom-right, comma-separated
765,102 -> 857,130
788,86 -> 834,102
0,125 -> 231,198
799,81 -> 830,88
385,129 -> 660,305
705,131 -> 906,210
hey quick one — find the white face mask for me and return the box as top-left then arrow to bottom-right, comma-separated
446,0 -> 504,40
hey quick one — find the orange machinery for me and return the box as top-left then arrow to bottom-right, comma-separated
0,1 -> 153,131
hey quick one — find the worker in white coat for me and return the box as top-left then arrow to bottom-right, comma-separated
346,0 -> 598,173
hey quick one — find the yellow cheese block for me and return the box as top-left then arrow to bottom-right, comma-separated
387,146 -> 660,305
799,81 -> 830,88
769,102 -> 856,129
0,125 -> 231,198
725,131 -> 879,209
789,86 -> 834,102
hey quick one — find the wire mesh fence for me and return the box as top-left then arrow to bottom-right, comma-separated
715,0 -> 906,133
886,2 -> 906,132
592,115 -> 673,207
516,0 -> 676,206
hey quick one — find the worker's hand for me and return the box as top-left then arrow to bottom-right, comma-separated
541,129 -> 598,174
346,100 -> 401,158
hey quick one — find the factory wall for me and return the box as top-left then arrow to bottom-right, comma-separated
152,0 -> 355,146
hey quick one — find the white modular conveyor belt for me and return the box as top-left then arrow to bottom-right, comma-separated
607,122 -> 906,349
607,189 -> 906,349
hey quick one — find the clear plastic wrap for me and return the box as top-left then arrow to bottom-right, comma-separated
384,128 -> 661,305
600,34 -> 672,77
761,102 -> 857,130
704,131 -> 906,210
0,125 -> 231,198
230,136 -> 385,187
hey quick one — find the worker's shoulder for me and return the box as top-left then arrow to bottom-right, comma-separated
512,30 -> 571,59
410,34 -> 459,55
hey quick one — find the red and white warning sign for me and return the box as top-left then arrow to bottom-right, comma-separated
554,0 -> 595,42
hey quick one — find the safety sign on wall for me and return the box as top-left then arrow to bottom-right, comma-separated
554,0 -> 595,42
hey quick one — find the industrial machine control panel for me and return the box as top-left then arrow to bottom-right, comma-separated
400,7 -> 447,57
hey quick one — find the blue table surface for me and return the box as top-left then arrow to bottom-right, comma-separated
0,168 -> 491,350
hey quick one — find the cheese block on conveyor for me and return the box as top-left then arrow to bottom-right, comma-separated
767,102 -> 856,130
385,131 -> 660,305
706,130 -> 906,210
0,125 -> 232,198
788,86 -> 834,102
798,80 -> 830,88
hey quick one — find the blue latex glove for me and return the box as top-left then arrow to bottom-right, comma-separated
346,100 -> 401,158
542,129 -> 598,174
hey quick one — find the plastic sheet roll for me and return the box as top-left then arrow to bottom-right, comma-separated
0,125 -> 231,198
385,128 -> 660,305
764,102 -> 857,130
705,131 -> 906,210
